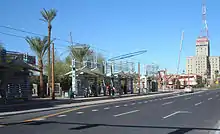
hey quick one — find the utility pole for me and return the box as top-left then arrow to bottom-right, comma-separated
51,43 -> 55,100
138,62 -> 141,93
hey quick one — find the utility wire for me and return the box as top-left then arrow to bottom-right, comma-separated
0,25 -> 108,52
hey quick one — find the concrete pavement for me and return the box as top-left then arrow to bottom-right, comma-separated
1,89 -> 220,134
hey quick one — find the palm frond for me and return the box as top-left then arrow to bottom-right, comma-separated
68,44 -> 90,62
25,36 -> 48,60
40,8 -> 57,23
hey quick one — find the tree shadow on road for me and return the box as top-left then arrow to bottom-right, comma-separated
4,120 -> 219,134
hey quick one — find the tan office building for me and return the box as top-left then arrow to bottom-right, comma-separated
186,36 -> 213,80
209,56 -> 220,80
186,36 -> 220,82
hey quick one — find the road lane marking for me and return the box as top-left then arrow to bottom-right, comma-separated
124,104 -> 128,106
138,102 -> 142,104
115,106 -> 120,108
104,107 -> 110,110
76,112 -> 84,114
144,101 -> 148,103
185,97 -> 191,100
0,125 -> 5,127
114,110 -> 140,117
92,109 -> 98,112
23,105 -> 91,123
57,114 -> 66,117
162,101 -> 173,106
195,102 -> 202,106
216,95 -> 219,97
33,118 -> 45,121
163,111 -> 180,119
208,98 -> 212,100
131,103 -> 136,105
199,94 -> 202,96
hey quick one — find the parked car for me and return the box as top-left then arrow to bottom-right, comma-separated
184,86 -> 194,93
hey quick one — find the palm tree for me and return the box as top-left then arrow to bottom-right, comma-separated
40,8 -> 57,93
25,36 -> 49,97
68,44 -> 90,68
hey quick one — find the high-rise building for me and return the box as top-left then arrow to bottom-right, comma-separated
186,1 -> 220,83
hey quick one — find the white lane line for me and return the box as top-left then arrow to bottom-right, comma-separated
154,99 -> 158,101
144,101 -> 148,103
76,111 -> 84,114
216,94 -> 219,97
92,109 -> 98,112
185,97 -> 191,100
104,107 -> 110,110
115,106 -> 120,108
195,102 -> 202,106
149,100 -> 153,102
199,94 -> 202,96
159,99 -> 162,100
163,111 -> 180,119
131,103 -> 136,105
114,110 -> 140,117
124,104 -> 128,107
0,125 -> 5,127
208,98 -> 212,100
138,102 -> 142,104
162,101 -> 173,106
57,114 -> 67,117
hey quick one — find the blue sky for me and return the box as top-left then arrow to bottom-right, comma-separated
1,0 -> 220,74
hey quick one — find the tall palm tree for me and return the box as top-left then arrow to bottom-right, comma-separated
25,36 -> 49,97
68,44 -> 90,68
40,8 -> 57,93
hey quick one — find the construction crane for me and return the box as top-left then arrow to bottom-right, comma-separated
176,30 -> 184,75
173,30 -> 184,89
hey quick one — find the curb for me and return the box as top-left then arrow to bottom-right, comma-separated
0,92 -> 175,117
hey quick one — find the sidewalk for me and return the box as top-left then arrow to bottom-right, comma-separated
0,91 -> 175,116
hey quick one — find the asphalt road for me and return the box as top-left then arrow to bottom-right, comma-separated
1,89 -> 220,134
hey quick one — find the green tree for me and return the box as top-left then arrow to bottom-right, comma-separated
45,52 -> 71,83
40,8 -> 57,91
25,36 -> 49,97
68,44 -> 90,68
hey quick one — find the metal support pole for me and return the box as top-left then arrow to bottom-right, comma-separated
72,59 -> 76,96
